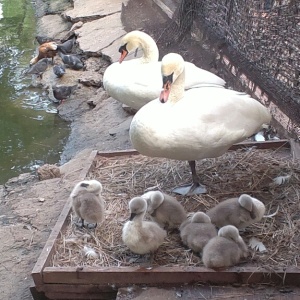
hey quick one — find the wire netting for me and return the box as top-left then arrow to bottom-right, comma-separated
162,0 -> 300,127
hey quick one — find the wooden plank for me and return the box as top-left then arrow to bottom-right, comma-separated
31,150 -> 98,288
45,292 -> 115,300
290,138 -> 300,161
228,139 -> 290,150
116,285 -> 300,300
41,284 -> 116,293
97,149 -> 140,157
30,286 -> 48,300
96,140 -> 290,160
42,266 -> 300,286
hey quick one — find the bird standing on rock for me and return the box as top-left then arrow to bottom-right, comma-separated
58,51 -> 83,70
53,64 -> 66,78
50,84 -> 77,104
30,42 -> 58,65
57,37 -> 76,54
26,58 -> 49,79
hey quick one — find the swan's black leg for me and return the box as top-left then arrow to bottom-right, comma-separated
172,160 -> 207,195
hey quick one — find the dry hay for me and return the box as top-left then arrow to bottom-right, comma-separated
52,147 -> 300,271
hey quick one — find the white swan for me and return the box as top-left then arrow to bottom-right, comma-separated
103,30 -> 226,110
129,53 -> 272,195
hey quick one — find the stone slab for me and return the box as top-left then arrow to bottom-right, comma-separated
75,13 -> 126,56
65,0 -> 126,22
37,14 -> 71,39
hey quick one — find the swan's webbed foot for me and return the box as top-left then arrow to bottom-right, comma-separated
172,182 -> 207,196
75,218 -> 97,229
86,222 -> 97,229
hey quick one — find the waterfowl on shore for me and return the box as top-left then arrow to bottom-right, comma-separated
141,190 -> 187,230
26,58 -> 49,79
30,42 -> 58,66
57,37 -> 76,54
122,197 -> 167,255
202,225 -> 248,269
179,212 -> 217,253
129,53 -> 272,195
70,180 -> 105,229
206,194 -> 266,229
53,64 -> 66,78
103,30 -> 226,110
50,84 -> 77,104
58,51 -> 83,70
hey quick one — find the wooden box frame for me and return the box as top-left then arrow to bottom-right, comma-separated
31,140 -> 300,299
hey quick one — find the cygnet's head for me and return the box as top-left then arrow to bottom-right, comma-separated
191,212 -> 211,224
238,194 -> 265,220
142,190 -> 164,212
75,180 -> 102,194
218,225 -> 240,243
128,197 -> 147,220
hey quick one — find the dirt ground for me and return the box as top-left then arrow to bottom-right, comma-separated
0,1 -> 229,299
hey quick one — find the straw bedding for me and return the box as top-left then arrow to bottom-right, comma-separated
52,147 -> 300,271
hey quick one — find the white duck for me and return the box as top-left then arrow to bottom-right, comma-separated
103,30 -> 225,110
129,53 -> 272,195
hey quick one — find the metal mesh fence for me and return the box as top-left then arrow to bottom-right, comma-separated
165,0 -> 300,128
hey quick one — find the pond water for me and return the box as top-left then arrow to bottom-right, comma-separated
0,0 -> 70,184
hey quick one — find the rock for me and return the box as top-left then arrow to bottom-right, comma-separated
37,164 -> 61,181
64,0 -> 126,22
37,15 -> 71,39
5,173 -> 35,186
78,71 -> 103,87
75,13 -> 126,57
70,21 -> 84,31
122,104 -> 137,115
108,117 -> 133,136
47,0 -> 71,14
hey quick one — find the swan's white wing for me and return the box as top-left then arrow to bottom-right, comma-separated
130,87 -> 271,161
184,62 -> 226,88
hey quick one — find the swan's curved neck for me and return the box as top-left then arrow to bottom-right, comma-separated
169,68 -> 185,103
133,211 -> 146,223
138,35 -> 159,63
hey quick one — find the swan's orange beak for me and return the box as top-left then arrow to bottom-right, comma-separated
118,44 -> 128,63
119,50 -> 128,63
159,81 -> 171,103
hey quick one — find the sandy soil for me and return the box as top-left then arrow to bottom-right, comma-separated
0,0 -> 222,299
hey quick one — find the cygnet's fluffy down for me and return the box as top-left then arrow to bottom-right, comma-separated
206,194 -> 266,229
179,212 -> 217,253
122,197 -> 167,254
202,225 -> 248,269
141,191 -> 187,229
70,179 -> 104,228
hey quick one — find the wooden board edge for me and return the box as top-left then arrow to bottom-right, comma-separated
290,138 -> 300,161
42,266 -> 300,286
95,140 -> 290,159
31,150 -> 98,287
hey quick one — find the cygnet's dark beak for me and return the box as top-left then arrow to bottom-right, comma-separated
80,183 -> 89,188
129,213 -> 136,221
